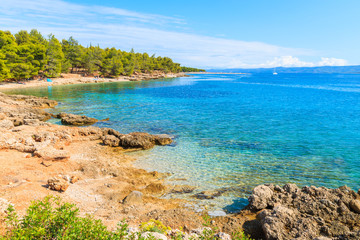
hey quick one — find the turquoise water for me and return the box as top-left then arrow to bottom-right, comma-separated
5,73 -> 360,213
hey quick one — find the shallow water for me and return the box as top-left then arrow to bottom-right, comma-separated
5,73 -> 360,213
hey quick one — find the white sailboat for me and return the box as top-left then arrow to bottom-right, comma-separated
273,68 -> 278,75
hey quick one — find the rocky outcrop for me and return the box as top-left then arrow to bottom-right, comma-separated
57,112 -> 98,126
0,93 -> 56,125
247,184 -> 360,240
1,93 -> 57,108
102,132 -> 173,150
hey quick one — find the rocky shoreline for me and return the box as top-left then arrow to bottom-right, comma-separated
0,90 -> 360,239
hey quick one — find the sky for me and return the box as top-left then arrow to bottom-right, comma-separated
0,0 -> 359,69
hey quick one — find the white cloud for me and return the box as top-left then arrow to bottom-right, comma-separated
0,0 -> 349,68
257,56 -> 348,68
318,57 -> 347,66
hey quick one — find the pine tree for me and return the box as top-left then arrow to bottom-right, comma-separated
44,34 -> 64,77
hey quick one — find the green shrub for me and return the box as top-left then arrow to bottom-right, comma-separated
1,196 -> 253,240
1,196 -> 130,240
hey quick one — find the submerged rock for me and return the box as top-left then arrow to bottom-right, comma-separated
171,185 -> 196,194
193,189 -> 226,200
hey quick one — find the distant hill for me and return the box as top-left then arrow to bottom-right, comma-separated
207,65 -> 360,74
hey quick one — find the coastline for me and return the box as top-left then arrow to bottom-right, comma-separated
1,76 -> 360,239
0,91 -> 256,237
0,72 -> 187,91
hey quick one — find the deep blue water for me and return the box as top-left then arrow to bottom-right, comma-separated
5,73 -> 360,213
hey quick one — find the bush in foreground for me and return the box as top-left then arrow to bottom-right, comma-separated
1,196 -> 252,240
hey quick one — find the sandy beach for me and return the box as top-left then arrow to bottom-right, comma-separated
0,72 -> 187,90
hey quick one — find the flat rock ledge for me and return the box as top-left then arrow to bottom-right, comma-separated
247,183 -> 360,240
102,128 -> 173,150
57,112 -> 99,126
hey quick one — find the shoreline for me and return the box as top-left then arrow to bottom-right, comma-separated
0,91 -> 256,237
0,72 -> 187,91
1,77 -> 360,239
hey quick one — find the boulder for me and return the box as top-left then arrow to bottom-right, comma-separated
119,132 -> 156,149
122,191 -> 143,205
58,112 -> 98,126
47,177 -> 69,192
70,176 -> 79,184
118,132 -> 172,149
248,184 -> 274,210
102,135 -> 120,147
349,199 -> 360,213
154,134 -> 173,145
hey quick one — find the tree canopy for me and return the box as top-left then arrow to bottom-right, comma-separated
0,29 -> 205,81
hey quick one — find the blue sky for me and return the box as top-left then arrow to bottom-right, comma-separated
1,0 -> 358,69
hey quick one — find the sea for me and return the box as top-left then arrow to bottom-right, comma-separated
5,73 -> 360,214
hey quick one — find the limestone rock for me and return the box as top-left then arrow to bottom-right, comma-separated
47,178 -> 69,192
349,199 -> 360,213
102,135 -> 120,147
122,191 -> 143,205
58,112 -> 98,126
34,146 -> 70,161
102,128 -> 123,138
154,134 -> 173,145
119,132 -> 156,149
248,184 -> 360,239
70,176 -> 79,184
248,184 -> 274,210
101,131 -> 173,149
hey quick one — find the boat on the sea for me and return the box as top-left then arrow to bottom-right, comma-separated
273,68 -> 278,75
